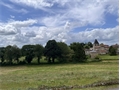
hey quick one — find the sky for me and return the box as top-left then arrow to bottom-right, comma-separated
0,0 -> 119,47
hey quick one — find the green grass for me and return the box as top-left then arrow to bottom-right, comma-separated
0,59 -> 118,90
99,54 -> 119,60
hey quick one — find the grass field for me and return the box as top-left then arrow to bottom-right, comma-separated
0,55 -> 119,90
98,54 -> 119,60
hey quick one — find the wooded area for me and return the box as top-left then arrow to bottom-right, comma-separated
0,39 -> 118,65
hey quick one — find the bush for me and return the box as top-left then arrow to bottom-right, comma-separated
92,56 -> 102,62
86,55 -> 91,59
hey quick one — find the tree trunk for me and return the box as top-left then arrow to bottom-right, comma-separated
16,58 -> 19,64
9,58 -> 12,65
1,56 -> 4,64
52,57 -> 55,63
48,57 -> 51,63
37,57 -> 40,64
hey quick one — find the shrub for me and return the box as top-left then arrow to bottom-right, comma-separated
92,56 -> 102,62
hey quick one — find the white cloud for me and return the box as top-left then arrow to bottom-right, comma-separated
37,0 -> 118,31
69,26 -> 119,45
0,19 -> 37,35
0,20 -> 118,47
12,33 -> 29,43
0,24 -> 18,35
105,0 -> 119,15
0,0 -> 118,47
25,31 -> 36,37
21,25 -> 119,46
10,0 -> 119,28
8,19 -> 37,27
10,0 -> 54,13
0,19 -> 37,47
10,0 -> 53,7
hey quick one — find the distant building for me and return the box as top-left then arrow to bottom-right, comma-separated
85,39 -> 109,58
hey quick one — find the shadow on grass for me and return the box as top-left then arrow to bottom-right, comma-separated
0,60 -> 92,67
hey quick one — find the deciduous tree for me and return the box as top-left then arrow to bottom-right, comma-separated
21,45 -> 35,64
57,42 -> 73,62
70,42 -> 86,62
5,45 -> 14,64
0,47 -> 5,64
109,46 -> 117,55
34,44 -> 44,64
44,40 -> 62,63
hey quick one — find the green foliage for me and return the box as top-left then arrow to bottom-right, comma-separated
70,42 -> 86,62
84,44 -> 90,49
21,45 -> 35,64
86,55 -> 91,59
0,40 -> 118,65
92,56 -> 102,62
34,44 -> 44,64
87,42 -> 93,47
44,40 -> 62,63
4,45 -> 14,64
12,45 -> 21,63
57,42 -> 73,62
109,46 -> 117,56
84,42 -> 93,49
0,47 -> 5,63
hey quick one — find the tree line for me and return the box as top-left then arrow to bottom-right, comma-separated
0,39 -> 118,65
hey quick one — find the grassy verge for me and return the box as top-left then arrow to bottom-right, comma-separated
0,59 -> 118,90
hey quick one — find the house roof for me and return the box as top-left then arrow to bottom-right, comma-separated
94,39 -> 99,45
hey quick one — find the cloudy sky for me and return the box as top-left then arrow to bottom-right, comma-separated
0,0 -> 119,47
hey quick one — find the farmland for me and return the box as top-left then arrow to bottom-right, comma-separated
0,55 -> 119,90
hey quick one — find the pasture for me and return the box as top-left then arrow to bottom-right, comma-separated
0,55 -> 119,90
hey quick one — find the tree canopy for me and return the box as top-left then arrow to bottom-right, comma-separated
34,44 -> 44,64
44,40 -> 62,63
21,45 -> 35,64
109,46 -> 117,56
70,42 -> 86,62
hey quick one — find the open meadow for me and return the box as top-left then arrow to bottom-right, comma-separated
0,55 -> 119,90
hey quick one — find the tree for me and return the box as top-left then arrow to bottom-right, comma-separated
57,42 -> 73,62
109,46 -> 117,55
21,45 -> 35,64
44,40 -> 62,63
84,44 -> 90,49
12,45 -> 21,63
5,45 -> 14,64
70,42 -> 86,62
0,47 -> 5,64
87,42 -> 93,47
84,42 -> 93,49
34,44 -> 44,64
